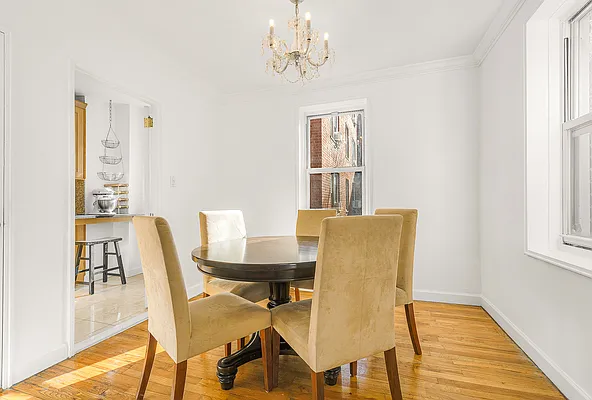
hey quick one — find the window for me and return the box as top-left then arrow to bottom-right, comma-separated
564,4 -> 592,250
525,0 -> 592,276
306,108 -> 365,216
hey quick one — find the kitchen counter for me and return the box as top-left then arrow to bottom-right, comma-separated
75,214 -> 144,225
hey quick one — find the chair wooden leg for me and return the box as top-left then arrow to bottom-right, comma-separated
237,336 -> 246,350
171,361 -> 187,400
260,327 -> 273,392
224,343 -> 232,357
349,361 -> 357,377
311,369 -> 324,400
271,328 -> 281,389
294,288 -> 301,301
136,333 -> 157,400
384,347 -> 403,400
405,303 -> 422,355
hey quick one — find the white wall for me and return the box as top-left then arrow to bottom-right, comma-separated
0,0 -> 217,385
217,67 -> 482,301
479,0 -> 592,398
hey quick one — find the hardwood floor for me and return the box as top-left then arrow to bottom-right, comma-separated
1,295 -> 565,399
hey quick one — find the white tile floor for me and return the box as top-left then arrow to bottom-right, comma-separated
74,274 -> 147,343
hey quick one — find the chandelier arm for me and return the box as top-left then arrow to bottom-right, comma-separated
307,53 -> 328,68
274,57 -> 291,74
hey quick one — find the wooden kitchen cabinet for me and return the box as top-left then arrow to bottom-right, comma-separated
74,100 -> 87,282
74,100 -> 87,180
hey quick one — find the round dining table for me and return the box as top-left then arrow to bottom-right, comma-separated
191,236 -> 341,390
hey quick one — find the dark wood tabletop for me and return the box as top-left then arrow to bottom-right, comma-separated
191,236 -> 319,283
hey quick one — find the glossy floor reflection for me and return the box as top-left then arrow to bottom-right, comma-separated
75,274 -> 147,343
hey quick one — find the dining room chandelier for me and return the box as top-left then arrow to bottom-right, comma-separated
262,0 -> 334,84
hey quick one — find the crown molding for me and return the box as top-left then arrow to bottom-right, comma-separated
321,55 -> 478,89
473,0 -> 528,65
223,55 -> 478,98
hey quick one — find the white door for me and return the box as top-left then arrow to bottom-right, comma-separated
0,30 -> 6,388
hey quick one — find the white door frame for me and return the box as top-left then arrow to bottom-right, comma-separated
67,63 -> 162,356
0,28 -> 10,389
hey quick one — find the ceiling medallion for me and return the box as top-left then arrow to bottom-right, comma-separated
262,0 -> 334,84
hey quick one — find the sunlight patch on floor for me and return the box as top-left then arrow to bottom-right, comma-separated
42,345 -> 164,389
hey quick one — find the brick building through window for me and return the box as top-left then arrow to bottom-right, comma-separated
307,110 -> 364,215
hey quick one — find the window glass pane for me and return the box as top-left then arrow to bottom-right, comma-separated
571,132 -> 592,238
574,10 -> 592,118
309,111 -> 363,168
309,172 -> 363,216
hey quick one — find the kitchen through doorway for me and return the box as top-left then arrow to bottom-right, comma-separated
72,69 -> 158,353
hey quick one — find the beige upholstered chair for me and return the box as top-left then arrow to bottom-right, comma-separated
199,210 -> 270,355
292,209 -> 337,301
375,208 -> 421,355
133,216 -> 273,400
270,215 -> 404,400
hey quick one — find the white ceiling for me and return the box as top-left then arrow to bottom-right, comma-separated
120,0 -> 504,94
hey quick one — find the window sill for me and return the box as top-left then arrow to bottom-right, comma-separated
524,249 -> 592,280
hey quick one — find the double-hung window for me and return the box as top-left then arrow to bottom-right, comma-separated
305,109 -> 365,216
564,3 -> 592,250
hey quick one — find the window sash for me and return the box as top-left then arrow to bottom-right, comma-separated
562,113 -> 592,249
305,108 -> 367,214
563,8 -> 592,250
306,109 -> 365,170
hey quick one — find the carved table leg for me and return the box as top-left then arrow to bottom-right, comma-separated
216,282 -> 291,390
217,333 -> 262,390
324,367 -> 341,386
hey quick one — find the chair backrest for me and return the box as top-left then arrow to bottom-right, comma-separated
295,209 -> 338,237
133,216 -> 190,363
199,210 -> 247,245
308,215 -> 403,372
375,209 -> 418,300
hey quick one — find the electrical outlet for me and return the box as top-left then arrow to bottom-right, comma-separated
170,176 -> 176,188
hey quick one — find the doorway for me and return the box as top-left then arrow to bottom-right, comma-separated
0,29 -> 6,388
71,68 -> 158,353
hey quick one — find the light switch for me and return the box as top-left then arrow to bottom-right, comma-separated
170,176 -> 176,188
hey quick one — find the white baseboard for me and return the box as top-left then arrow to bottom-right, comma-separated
413,289 -> 482,306
481,296 -> 590,400
10,343 -> 68,387
186,282 -> 203,300
125,266 -> 143,278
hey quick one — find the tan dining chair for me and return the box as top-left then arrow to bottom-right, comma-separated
292,209 -> 337,301
375,208 -> 421,355
270,215 -> 404,400
133,216 -> 273,400
199,210 -> 270,355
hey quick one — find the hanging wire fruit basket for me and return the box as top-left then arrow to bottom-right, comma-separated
101,139 -> 120,149
98,100 -> 125,182
97,172 -> 124,181
99,155 -> 122,165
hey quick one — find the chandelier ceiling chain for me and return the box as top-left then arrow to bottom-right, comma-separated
262,0 -> 334,84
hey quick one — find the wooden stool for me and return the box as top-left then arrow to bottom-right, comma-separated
75,237 -> 126,295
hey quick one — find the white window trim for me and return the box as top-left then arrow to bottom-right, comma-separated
297,99 -> 371,215
562,113 -> 592,249
525,0 -> 592,279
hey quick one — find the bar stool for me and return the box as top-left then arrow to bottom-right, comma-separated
75,237 -> 127,295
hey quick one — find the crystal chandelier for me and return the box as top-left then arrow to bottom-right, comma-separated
262,0 -> 334,84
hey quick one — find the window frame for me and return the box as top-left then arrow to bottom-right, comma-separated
298,99 -> 370,216
562,5 -> 592,250
525,0 -> 592,279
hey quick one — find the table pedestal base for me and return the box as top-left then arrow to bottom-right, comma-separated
216,282 -> 341,390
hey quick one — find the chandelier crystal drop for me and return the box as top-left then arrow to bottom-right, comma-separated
261,0 -> 334,84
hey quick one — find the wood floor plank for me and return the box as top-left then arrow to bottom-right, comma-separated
1,298 -> 566,399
